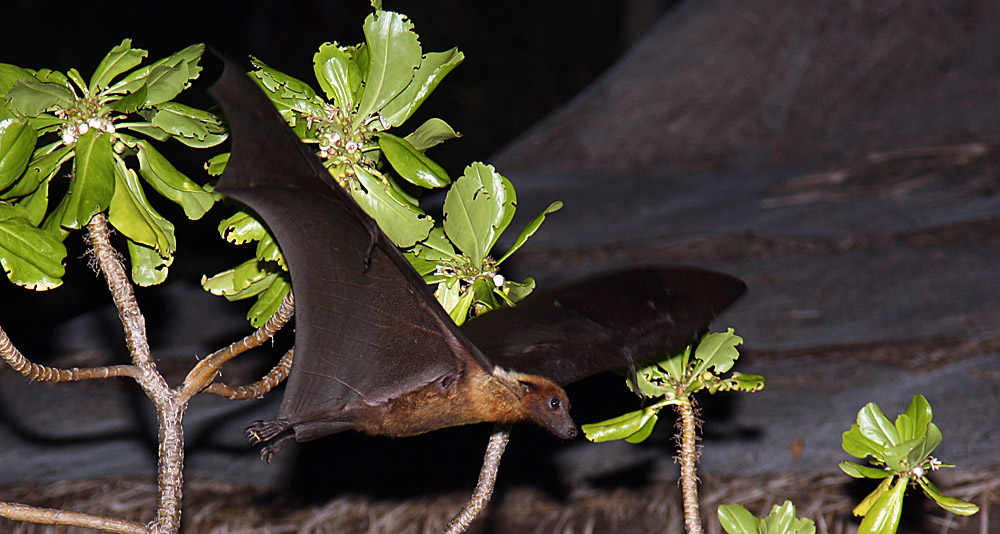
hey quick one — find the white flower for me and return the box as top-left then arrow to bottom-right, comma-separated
492,273 -> 505,287
77,122 -> 89,135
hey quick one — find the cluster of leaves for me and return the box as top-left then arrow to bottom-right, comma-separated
582,329 -> 763,443
202,8 -> 560,326
719,500 -> 816,534
838,395 -> 978,533
0,40 -> 221,288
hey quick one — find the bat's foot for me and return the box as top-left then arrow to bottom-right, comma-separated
259,435 -> 294,463
245,419 -> 288,445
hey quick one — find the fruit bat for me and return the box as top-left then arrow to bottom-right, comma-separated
208,55 -> 745,460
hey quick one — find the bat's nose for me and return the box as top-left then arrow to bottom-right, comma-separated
555,422 -> 578,440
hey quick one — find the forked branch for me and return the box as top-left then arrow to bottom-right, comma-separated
203,348 -> 294,400
180,292 -> 295,402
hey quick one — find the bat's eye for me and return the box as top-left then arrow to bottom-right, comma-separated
440,374 -> 456,390
548,397 -> 562,411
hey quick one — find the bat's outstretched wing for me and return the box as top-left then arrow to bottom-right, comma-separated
462,268 -> 746,386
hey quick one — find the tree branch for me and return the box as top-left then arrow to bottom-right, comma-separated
179,292 -> 294,402
202,348 -> 294,400
676,398 -> 703,534
0,500 -> 146,534
442,424 -> 511,534
0,325 -> 138,381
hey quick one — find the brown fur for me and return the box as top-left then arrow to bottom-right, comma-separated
351,363 -> 577,439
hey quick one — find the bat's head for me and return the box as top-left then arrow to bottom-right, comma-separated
515,374 -> 578,439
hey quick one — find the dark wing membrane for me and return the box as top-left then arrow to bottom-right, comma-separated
461,268 -> 746,386
209,56 -> 493,441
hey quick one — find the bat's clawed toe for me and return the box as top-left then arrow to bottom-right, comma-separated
245,419 -> 287,444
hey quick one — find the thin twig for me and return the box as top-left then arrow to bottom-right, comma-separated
0,325 -> 138,381
179,292 -> 294,402
442,424 -> 512,534
203,348 -> 294,400
0,501 -> 146,534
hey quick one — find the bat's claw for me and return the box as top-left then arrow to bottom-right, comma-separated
259,435 -> 294,463
245,419 -> 287,444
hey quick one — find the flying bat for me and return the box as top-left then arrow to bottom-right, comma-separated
208,56 -> 746,460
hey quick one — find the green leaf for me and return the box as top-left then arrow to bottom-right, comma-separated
66,69 -> 87,93
624,411 -> 658,444
107,163 -> 175,255
858,476 -> 906,534
896,394 -> 932,442
219,210 -> 269,245
634,361 -> 674,397
111,43 -> 204,105
496,200 -> 561,265
691,329 -> 744,377
501,277 -> 534,304
147,102 -> 227,148
0,203 -> 66,289
355,10 -> 422,124
443,162 -> 516,266
853,476 -> 894,518
842,423 -> 886,460
251,57 -> 318,100
379,47 -> 464,128
377,132 -> 449,188
350,164 -> 432,247
255,231 -> 285,268
125,123 -> 171,142
718,504 -> 759,534
907,423 -> 941,465
32,69 -> 69,86
652,342 -> 692,381
449,282 -> 477,325
127,238 -> 173,286
582,408 -> 658,443
247,273 -> 291,327
108,83 -> 148,114
405,118 -> 460,151
59,130 -> 114,229
0,64 -> 36,116
137,64 -> 191,106
6,80 -> 74,116
204,152 -> 229,176
857,402 -> 901,448
0,119 -> 37,190
26,114 -> 64,134
883,438 -> 921,471
202,257 -> 275,298
916,477 -> 979,516
411,226 -> 461,262
89,39 -> 147,93
761,501 -> 816,534
134,139 -> 215,219
313,42 -> 362,109
733,373 -> 765,392
14,176 -> 51,225
3,143 -> 72,199
839,461 -> 893,479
